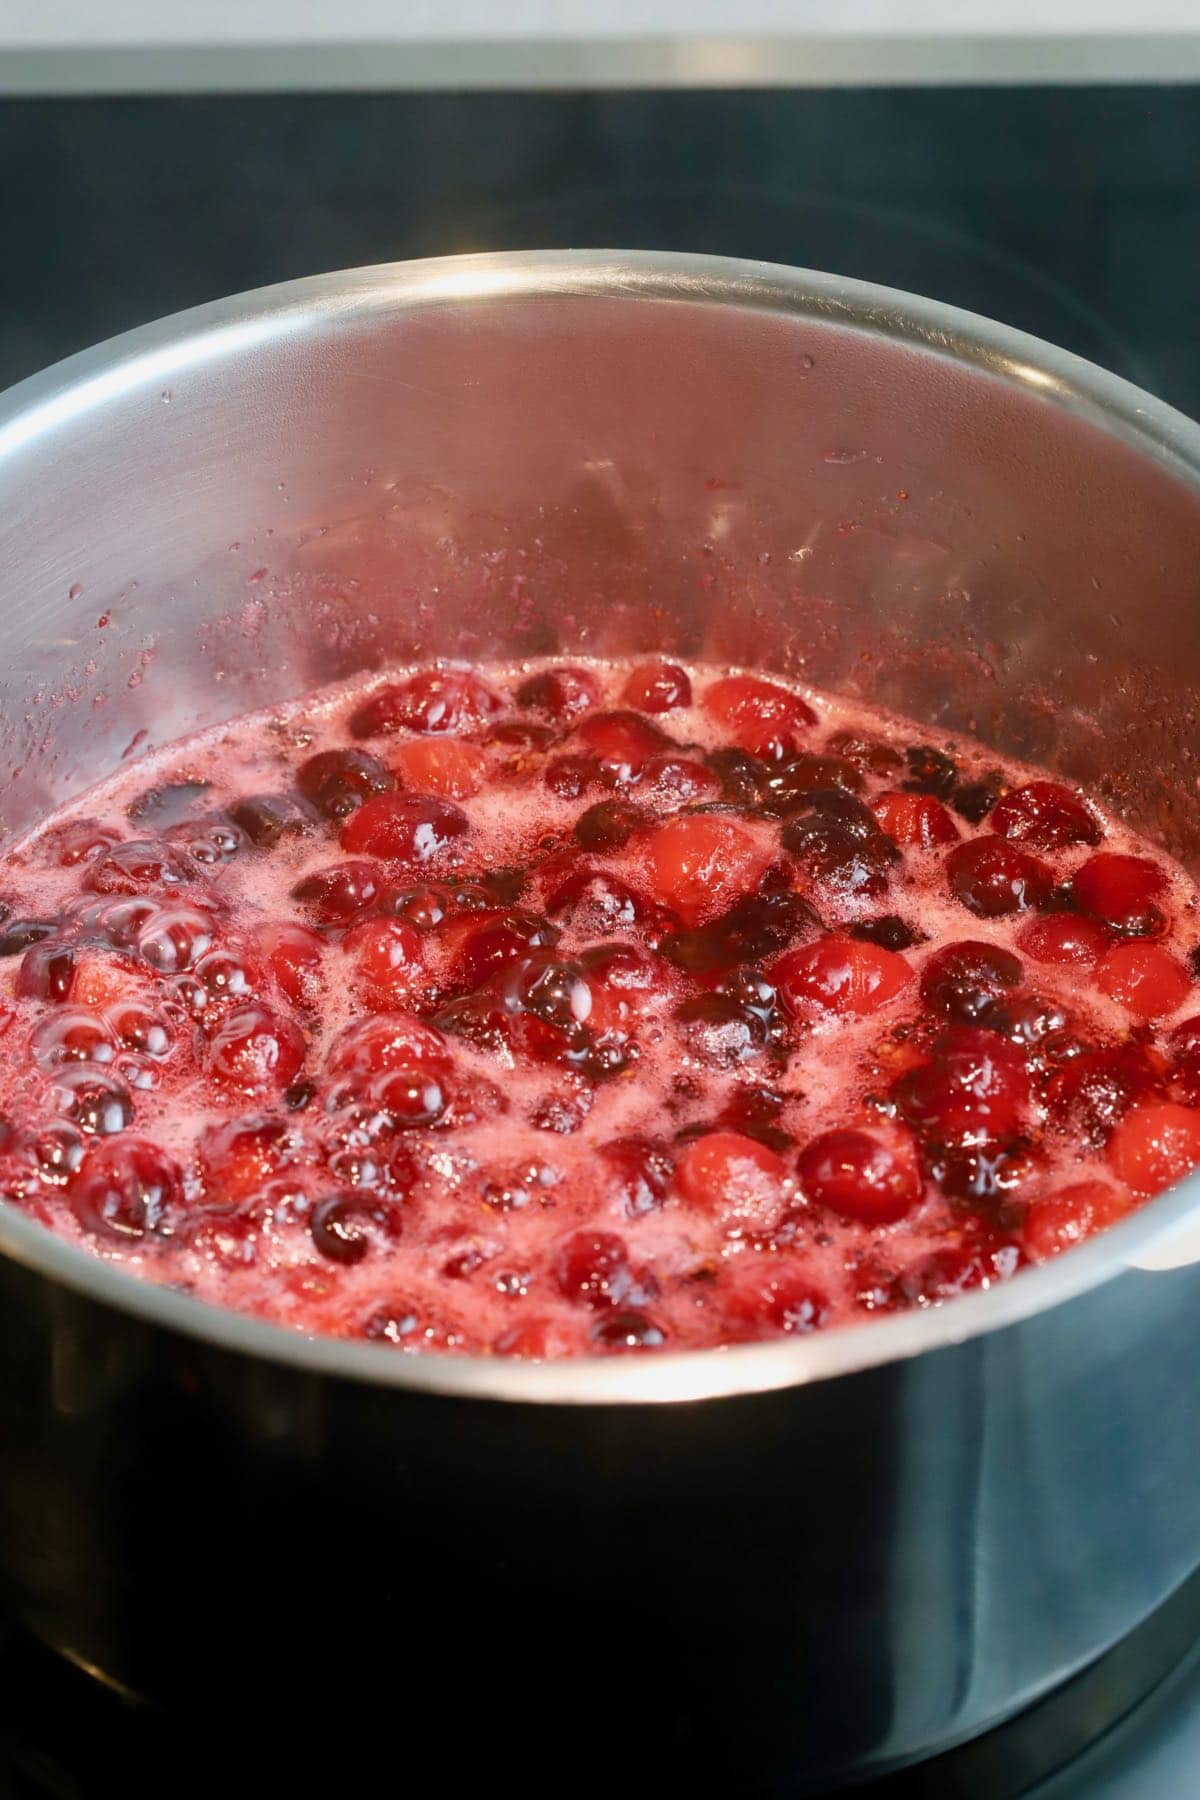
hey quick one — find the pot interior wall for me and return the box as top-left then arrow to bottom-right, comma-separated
3,278 -> 1200,861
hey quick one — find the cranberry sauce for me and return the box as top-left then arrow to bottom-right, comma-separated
1,658 -> 1197,1358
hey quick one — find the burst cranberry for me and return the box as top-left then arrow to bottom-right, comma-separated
390,738 -> 487,800
638,756 -> 720,808
349,667 -> 502,738
620,660 -> 692,712
1108,1101 -> 1200,1195
325,1013 -> 450,1080
798,1128 -> 922,1225
600,1138 -> 674,1216
254,921 -> 325,1006
990,780 -> 1102,850
339,793 -> 470,864
1096,942 -> 1192,1019
575,710 -> 671,782
84,839 -> 192,896
1023,1180 -> 1136,1260
759,755 -> 863,816
516,666 -> 600,722
198,1114 -> 294,1204
291,860 -> 382,923
920,940 -> 1023,1024
543,754 -> 600,799
1073,853 -> 1167,933
774,934 -> 912,1018
70,1137 -> 183,1241
205,1005 -> 305,1095
553,1230 -> 634,1308
946,837 -> 1052,917
1017,913 -> 1110,967
1044,1044 -> 1162,1145
872,791 -> 960,848
449,910 -> 559,993
674,1130 -> 788,1232
662,890 -> 817,975
702,675 -> 816,761
642,816 -> 769,926
296,747 -> 395,818
893,1027 -> 1030,1143
573,799 -> 649,852
780,790 -> 899,896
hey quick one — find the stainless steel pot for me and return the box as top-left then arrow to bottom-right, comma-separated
2,252 -> 1200,1792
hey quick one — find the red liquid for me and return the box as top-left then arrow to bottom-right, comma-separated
2,658 -> 1199,1358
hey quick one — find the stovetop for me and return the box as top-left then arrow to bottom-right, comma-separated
1,73 -> 1199,1796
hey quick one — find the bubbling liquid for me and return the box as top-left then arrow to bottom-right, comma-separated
1,656 -> 1198,1358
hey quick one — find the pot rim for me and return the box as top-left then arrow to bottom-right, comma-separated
3,246 -> 1200,1407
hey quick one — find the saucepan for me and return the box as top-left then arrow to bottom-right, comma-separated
1,252 -> 1200,1792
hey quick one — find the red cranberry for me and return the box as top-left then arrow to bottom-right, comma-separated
1023,1180 -> 1135,1260
797,1127 -> 922,1225
620,660 -> 692,712
205,1005 -> 305,1095
1072,853 -> 1167,934
674,1130 -> 788,1232
70,1137 -> 183,1241
1096,942 -> 1192,1019
85,839 -> 193,896
450,911 -> 559,993
600,1137 -> 674,1216
348,667 -> 502,738
1108,1101 -> 1200,1195
643,815 -> 769,927
516,666 -> 600,722
230,793 -> 318,848
30,1009 -> 118,1068
1044,1043 -> 1163,1146
339,794 -> 470,864
311,1192 -> 399,1263
893,1027 -> 1030,1143
390,738 -> 487,800
702,675 -> 816,762
325,1013 -> 450,1080
920,940 -> 1023,1024
367,1066 -> 448,1128
872,791 -> 960,849
52,1067 -> 133,1136
721,1266 -> 832,1340
16,940 -> 76,1001
638,756 -> 721,808
342,918 -> 424,1010
190,945 -> 261,1011
990,780 -> 1102,850
198,1114 -> 294,1203
1017,913 -> 1110,967
296,747 -> 395,818
291,861 -> 383,923
575,710 -> 672,782
590,1312 -> 666,1351
946,837 -> 1052,917
106,1000 -> 172,1057
546,866 -> 649,932
553,1230 -> 633,1308
136,905 -> 214,974
774,934 -> 912,1017
544,755 -> 601,799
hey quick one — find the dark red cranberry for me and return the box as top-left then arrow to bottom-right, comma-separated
543,754 -> 601,799
781,790 -> 900,896
950,775 -> 1005,825
893,1027 -> 1031,1144
451,912 -> 560,993
0,918 -> 58,957
53,1067 -> 133,1136
704,746 -> 769,807
206,1005 -> 305,1094
921,940 -> 1024,1023
675,993 -> 770,1064
591,1312 -> 666,1351
348,667 -> 502,738
1044,1044 -> 1163,1146
927,1140 -> 1032,1204
798,1127 -> 921,1225
575,710 -> 672,782
516,666 -> 600,722
546,867 -> 648,932
16,940 -> 76,1001
989,780 -> 1102,850
719,1085 -> 794,1153
310,1192 -> 398,1264
554,1230 -> 633,1307
600,1137 -> 674,1216
573,799 -> 649,851
946,838 -> 1052,917
229,793 -> 319,848
85,840 -> 193,896
892,1231 -> 1023,1307
621,661 -> 692,713
291,861 -> 383,924
486,720 -> 557,754
981,993 -> 1069,1048
662,890 -> 818,976
126,780 -> 211,826
758,754 -> 863,816
70,1137 -> 183,1241
296,747 -> 395,819
824,732 -> 903,777
339,793 -> 471,864
850,916 -> 922,952
901,744 -> 959,799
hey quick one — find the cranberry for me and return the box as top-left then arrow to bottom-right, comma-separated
16,940 -> 76,1001
348,667 -> 502,738
185,946 -> 260,1015
872,791 -> 960,849
106,1000 -> 172,1058
30,1009 -> 118,1068
198,1114 -> 294,1203
673,1130 -> 788,1232
342,918 -> 424,1010
205,1005 -> 305,1095
893,1027 -> 1030,1143
643,815 -> 769,927
339,793 -> 470,864
825,731 -> 903,777
1096,942 -> 1192,1019
291,861 -> 383,924
24,1120 -> 85,1187
230,793 -> 318,849
575,710 -> 672,782
1108,1101 -> 1200,1195
0,918 -> 59,957
946,837 -> 1052,917
506,956 -> 595,1032
758,754 -> 863,816
516,666 -> 600,722
1017,913 -> 1110,967
554,1230 -> 634,1307
662,889 -> 817,975
1044,1043 -> 1162,1146
890,1230 -> 1023,1308
798,1127 -> 922,1225
42,818 -> 123,866
543,754 -> 601,799
988,780 -> 1100,849
621,660 -> 692,712
1072,853 -> 1167,934
920,940 -> 1023,1024
390,738 -> 487,800
722,1268 -> 831,1340
780,790 -> 900,897
450,911 -> 560,993
573,798 -> 650,852
1023,1180 -> 1135,1260
702,675 -> 816,762
70,1137 -> 183,1241
600,1137 -> 674,1216
368,1066 -> 448,1128
591,1312 -> 666,1352
546,867 -> 650,932
774,934 -> 912,1018
136,905 -> 214,973
311,1192 -> 399,1263
325,1013 -> 450,1080
849,916 -> 922,952
639,756 -> 721,807
705,747 -> 769,807
296,747 -> 395,818
52,1067 -> 133,1136
675,993 -> 770,1065
85,839 -> 192,896
900,744 -> 959,799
